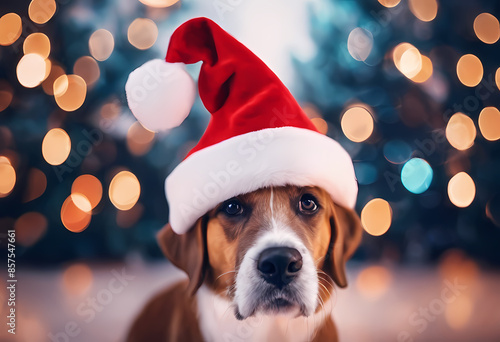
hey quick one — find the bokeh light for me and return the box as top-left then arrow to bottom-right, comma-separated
138,0 -> 180,8
54,74 -> 87,111
448,172 -> 476,208
70,193 -> 92,213
17,53 -> 47,88
445,295 -> 473,330
89,29 -> 115,61
408,0 -> 438,22
456,54 -> 483,87
62,263 -> 93,296
446,112 -> 476,150
24,168 -> 47,202
73,56 -> 100,87
0,80 -> 13,112
71,174 -> 103,209
42,63 -> 65,95
478,107 -> 500,141
60,195 -> 92,233
0,13 -> 22,46
393,43 -> 422,79
14,212 -> 48,247
356,265 -> 392,300
42,128 -> 71,165
0,160 -> 16,197
377,0 -> 401,8
473,13 -> 500,44
127,18 -> 158,50
311,117 -> 328,135
341,106 -> 374,142
29,0 -> 57,24
361,198 -> 392,236
496,68 -> 500,91
410,55 -> 433,83
401,158 -> 433,194
126,122 -> 155,156
347,27 -> 373,62
23,33 -> 51,59
109,171 -> 141,210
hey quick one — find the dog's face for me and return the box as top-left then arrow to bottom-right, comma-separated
158,185 -> 362,320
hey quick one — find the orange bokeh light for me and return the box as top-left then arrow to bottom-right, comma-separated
341,106 -> 374,143
445,113 -> 476,151
29,0 -> 57,24
71,174 -> 103,210
62,263 -> 93,296
14,212 -> 48,247
61,195 -> 92,233
54,74 -> 87,112
42,128 -> 71,165
456,54 -> 483,87
356,265 -> 392,300
0,13 -> 22,46
361,198 -> 392,236
109,171 -> 141,211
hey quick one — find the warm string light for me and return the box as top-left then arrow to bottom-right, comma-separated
138,0 -> 180,8
0,157 -> 16,198
356,265 -> 393,300
478,107 -> 500,141
89,29 -> 115,61
60,195 -> 92,233
377,0 -> 401,8
473,13 -> 500,44
62,263 -> 93,296
446,112 -> 476,151
128,18 -> 159,50
28,0 -> 57,25
408,0 -> 438,22
448,172 -> 476,208
0,13 -> 22,46
456,54 -> 483,87
361,198 -> 392,236
42,128 -> 71,165
53,74 -> 87,112
341,106 -> 374,143
109,171 -> 141,210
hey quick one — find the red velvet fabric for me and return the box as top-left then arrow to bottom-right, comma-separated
165,17 -> 318,158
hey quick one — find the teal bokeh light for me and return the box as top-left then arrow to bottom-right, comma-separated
401,158 -> 433,194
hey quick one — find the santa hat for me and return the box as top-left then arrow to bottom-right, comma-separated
125,17 -> 357,234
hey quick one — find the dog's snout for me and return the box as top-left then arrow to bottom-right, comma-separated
257,247 -> 303,288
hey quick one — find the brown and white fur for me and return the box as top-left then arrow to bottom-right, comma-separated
126,185 -> 362,342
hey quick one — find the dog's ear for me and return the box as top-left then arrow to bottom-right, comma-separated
157,216 -> 208,296
322,203 -> 362,288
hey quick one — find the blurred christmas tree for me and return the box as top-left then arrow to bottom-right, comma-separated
295,0 -> 500,265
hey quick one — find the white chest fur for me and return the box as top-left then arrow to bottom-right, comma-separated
196,285 -> 333,342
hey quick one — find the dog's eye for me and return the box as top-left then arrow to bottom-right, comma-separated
222,199 -> 244,216
299,194 -> 318,214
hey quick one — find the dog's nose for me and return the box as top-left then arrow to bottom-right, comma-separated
257,247 -> 303,288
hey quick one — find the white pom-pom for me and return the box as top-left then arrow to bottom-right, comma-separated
125,59 -> 196,132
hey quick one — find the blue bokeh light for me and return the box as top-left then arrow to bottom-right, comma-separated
401,158 -> 433,194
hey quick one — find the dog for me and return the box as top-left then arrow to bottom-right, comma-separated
126,185 -> 362,342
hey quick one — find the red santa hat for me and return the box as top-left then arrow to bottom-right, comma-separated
125,17 -> 357,234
